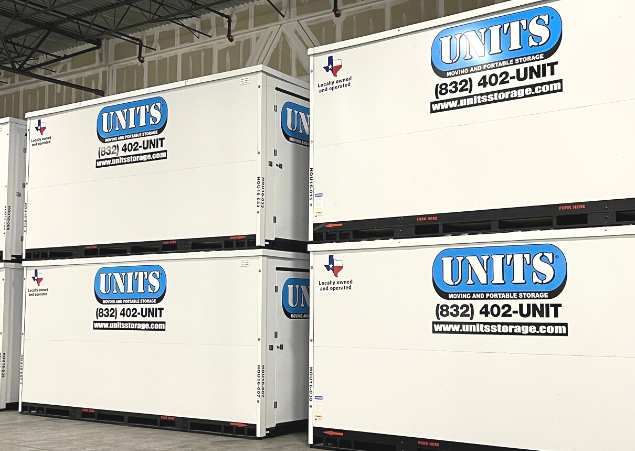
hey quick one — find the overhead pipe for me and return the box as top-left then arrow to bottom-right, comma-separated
0,64 -> 104,96
224,14 -> 234,42
332,0 -> 341,17
25,44 -> 101,71
136,38 -> 144,63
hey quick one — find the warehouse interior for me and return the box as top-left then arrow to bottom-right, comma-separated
0,0 -> 505,117
4,1 -> 626,451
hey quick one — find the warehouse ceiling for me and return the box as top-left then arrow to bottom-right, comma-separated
0,0 -> 265,93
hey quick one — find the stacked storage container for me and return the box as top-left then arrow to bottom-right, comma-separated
0,118 -> 26,410
308,0 -> 635,450
20,66 -> 311,438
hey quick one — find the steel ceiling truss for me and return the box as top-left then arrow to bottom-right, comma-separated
0,0 -> 259,96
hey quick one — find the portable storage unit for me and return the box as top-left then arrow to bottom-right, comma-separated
24,66 -> 309,257
0,118 -> 26,261
0,263 -> 23,410
309,0 -> 635,241
308,227 -> 635,451
20,249 -> 309,437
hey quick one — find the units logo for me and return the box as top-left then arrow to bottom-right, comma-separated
94,265 -> 166,304
281,102 -> 309,147
432,244 -> 567,300
323,56 -> 343,77
282,278 -> 310,319
431,6 -> 562,78
324,255 -> 343,277
32,269 -> 43,286
97,96 -> 168,143
34,120 -> 46,135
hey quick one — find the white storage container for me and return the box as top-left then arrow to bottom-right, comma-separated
0,263 -> 22,409
21,249 -> 309,437
0,118 -> 26,260
25,66 -> 309,255
308,227 -> 635,451
309,0 -> 635,239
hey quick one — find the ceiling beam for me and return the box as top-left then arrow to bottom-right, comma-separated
85,0 -> 235,39
1,0 -> 148,41
0,9 -> 101,46
0,35 -> 16,68
18,29 -> 51,69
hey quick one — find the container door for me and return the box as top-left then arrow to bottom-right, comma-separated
0,269 -> 6,409
8,123 -> 26,259
0,125 -> 11,259
274,267 -> 310,425
274,90 -> 310,242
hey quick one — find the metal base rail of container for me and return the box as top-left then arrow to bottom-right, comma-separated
24,236 -> 306,261
313,197 -> 635,243
312,427 -> 531,451
0,252 -> 21,262
21,403 -> 306,439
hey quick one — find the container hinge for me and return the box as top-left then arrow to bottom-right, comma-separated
274,149 -> 277,156
273,216 -> 277,223
23,148 -> 26,153
275,286 -> 278,292
274,401 -> 277,408
274,331 -> 278,338
274,105 -> 277,112
269,345 -> 273,351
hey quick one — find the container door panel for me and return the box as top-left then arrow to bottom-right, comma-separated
275,268 -> 310,424
0,127 -> 10,259
274,90 -> 310,242
0,269 -> 5,408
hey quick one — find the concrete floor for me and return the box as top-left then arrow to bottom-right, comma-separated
0,411 -> 311,450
